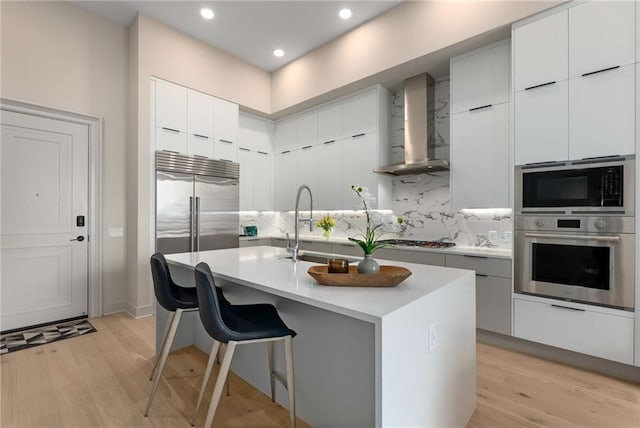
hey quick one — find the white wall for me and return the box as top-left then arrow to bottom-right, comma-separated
1,1 -> 129,314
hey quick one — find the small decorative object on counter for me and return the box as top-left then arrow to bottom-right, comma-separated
348,185 -> 404,274
244,225 -> 258,236
328,258 -> 349,274
315,214 -> 336,240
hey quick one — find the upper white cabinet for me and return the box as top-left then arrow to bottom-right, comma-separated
513,10 -> 568,91
152,78 -> 239,162
450,40 -> 510,209
237,147 -> 254,210
238,113 -> 274,211
318,103 -> 342,145
568,0 -> 635,79
513,0 -> 637,164
187,90 -> 214,157
253,151 -> 272,211
450,41 -> 510,114
341,89 -> 378,139
273,86 -> 391,210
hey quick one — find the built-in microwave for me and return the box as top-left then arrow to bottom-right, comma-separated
515,156 -> 635,216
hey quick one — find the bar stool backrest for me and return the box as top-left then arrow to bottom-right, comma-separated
150,252 -> 184,312
194,262 -> 237,343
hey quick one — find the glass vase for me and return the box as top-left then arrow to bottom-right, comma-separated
322,229 -> 331,240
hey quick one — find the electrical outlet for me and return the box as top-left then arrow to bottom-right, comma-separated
428,324 -> 437,353
488,230 -> 498,245
503,231 -> 512,244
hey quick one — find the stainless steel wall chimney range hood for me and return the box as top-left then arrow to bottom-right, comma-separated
374,73 -> 449,176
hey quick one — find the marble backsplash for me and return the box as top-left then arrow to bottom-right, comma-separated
241,75 -> 512,249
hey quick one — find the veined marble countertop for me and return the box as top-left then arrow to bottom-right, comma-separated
165,246 -> 474,323
239,234 -> 512,259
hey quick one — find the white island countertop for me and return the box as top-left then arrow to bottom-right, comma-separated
166,245 -> 474,323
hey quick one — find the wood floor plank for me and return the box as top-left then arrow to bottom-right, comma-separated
2,314 -> 639,428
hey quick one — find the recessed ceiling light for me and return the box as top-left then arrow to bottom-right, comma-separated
339,8 -> 352,20
273,49 -> 285,57
200,8 -> 214,20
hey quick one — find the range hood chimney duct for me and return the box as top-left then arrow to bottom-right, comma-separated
374,73 -> 449,176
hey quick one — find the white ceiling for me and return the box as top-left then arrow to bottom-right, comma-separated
73,1 -> 401,72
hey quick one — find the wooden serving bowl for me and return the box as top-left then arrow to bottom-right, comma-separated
307,265 -> 412,288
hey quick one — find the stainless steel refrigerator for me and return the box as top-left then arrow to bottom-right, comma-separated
155,151 -> 239,254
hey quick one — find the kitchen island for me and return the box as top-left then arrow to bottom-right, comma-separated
164,246 -> 476,428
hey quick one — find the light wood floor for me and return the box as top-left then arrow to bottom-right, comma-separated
1,313 -> 638,428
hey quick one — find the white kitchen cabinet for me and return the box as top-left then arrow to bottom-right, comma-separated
275,117 -> 297,153
341,89 -> 378,139
450,104 -> 509,209
342,133 -> 380,209
318,102 -> 342,145
214,139 -> 237,162
316,140 -> 343,210
252,120 -> 274,154
569,64 -> 635,159
514,296 -> 634,365
156,127 -> 187,153
569,0 -> 635,79
253,151 -> 272,211
450,40 -> 510,114
187,90 -> 214,157
296,145 -> 318,198
513,10 -> 568,91
214,98 -> 239,145
514,80 -> 569,165
155,80 -> 188,132
273,150 -> 297,211
237,147 -> 254,210
296,110 -> 318,150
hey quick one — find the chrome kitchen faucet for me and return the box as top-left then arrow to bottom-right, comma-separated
289,184 -> 313,262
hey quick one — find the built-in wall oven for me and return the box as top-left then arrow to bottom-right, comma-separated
514,155 -> 635,311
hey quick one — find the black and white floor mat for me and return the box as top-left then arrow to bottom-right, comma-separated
0,319 -> 97,355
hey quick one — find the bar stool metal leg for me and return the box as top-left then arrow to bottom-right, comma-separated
267,341 -> 276,402
191,340 -> 220,426
204,341 -> 237,428
284,335 -> 296,428
149,310 -> 175,381
144,308 -> 183,416
219,343 -> 230,396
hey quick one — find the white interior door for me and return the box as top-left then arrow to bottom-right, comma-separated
1,110 -> 89,331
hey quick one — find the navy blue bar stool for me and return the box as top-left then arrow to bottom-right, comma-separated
191,262 -> 297,428
145,253 -> 200,416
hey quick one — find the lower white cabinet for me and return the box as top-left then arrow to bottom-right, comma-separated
239,238 -> 270,248
273,150 -> 297,211
445,254 -> 512,335
450,103 -> 509,208
514,297 -> 634,365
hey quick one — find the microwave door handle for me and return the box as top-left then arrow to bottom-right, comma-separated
524,233 -> 620,243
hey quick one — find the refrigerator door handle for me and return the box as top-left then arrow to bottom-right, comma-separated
195,196 -> 201,252
189,196 -> 195,251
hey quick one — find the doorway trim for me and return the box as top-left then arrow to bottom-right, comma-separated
1,97 -> 104,318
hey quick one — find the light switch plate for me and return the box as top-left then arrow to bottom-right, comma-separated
503,231 -> 512,244
108,227 -> 124,237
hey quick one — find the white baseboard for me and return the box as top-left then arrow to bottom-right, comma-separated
126,303 -> 155,319
103,301 -> 127,316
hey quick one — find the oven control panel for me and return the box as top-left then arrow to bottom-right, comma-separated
515,215 -> 633,234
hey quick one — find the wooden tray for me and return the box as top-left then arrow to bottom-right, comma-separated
307,265 -> 412,288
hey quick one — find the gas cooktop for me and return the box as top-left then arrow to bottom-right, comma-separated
379,239 -> 456,249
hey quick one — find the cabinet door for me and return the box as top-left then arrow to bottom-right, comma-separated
450,104 -> 509,209
476,276 -> 511,335
450,41 -> 510,114
569,64 -> 635,159
156,80 -> 187,132
342,90 -> 377,140
317,140 -> 343,210
273,150 -> 297,211
253,151 -> 272,211
342,133 -> 378,209
569,0 -> 635,79
275,117 -> 297,153
214,98 -> 239,144
296,145 -> 318,197
188,91 -> 214,157
513,10 -> 568,91
156,127 -> 187,153
514,81 -> 569,165
296,110 -> 318,150
318,102 -> 342,145
214,140 -> 237,162
237,147 -> 254,210
253,120 -> 274,154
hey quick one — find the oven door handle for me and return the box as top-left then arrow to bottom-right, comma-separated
524,232 -> 620,243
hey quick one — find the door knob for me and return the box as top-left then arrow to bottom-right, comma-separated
70,236 -> 85,242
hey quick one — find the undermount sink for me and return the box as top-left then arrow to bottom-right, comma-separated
278,252 -> 358,264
